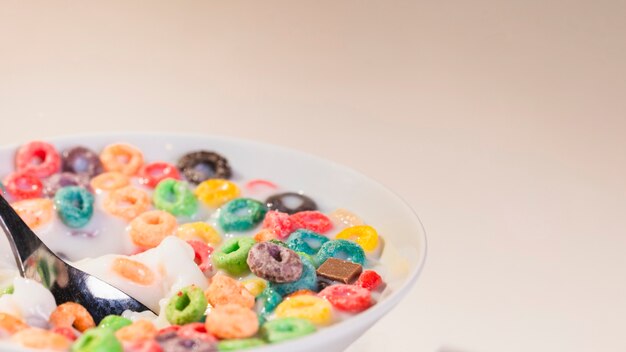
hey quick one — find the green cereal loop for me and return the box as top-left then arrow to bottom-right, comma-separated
217,338 -> 265,351
54,186 -> 94,228
218,198 -> 267,232
213,237 -> 256,275
166,285 -> 208,325
0,285 -> 14,296
71,327 -> 123,352
315,239 -> 366,267
261,317 -> 316,343
268,239 -> 288,248
153,179 -> 198,217
256,287 -> 283,325
97,315 -> 132,332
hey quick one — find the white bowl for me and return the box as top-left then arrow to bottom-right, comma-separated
0,133 -> 426,352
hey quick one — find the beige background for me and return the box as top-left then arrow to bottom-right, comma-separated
1,1 -> 625,351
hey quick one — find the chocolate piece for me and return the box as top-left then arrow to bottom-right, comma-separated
316,257 -> 363,284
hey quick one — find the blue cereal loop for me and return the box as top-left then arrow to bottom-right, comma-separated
315,239 -> 366,267
218,198 -> 267,232
269,253 -> 317,297
286,229 -> 329,256
54,186 -> 94,228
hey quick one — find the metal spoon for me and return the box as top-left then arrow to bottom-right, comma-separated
0,194 -> 153,323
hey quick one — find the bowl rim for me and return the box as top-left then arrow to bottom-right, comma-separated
0,131 -> 428,350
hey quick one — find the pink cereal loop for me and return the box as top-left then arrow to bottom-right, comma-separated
245,179 -> 277,191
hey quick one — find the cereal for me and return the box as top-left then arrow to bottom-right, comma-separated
335,225 -> 379,252
153,179 -> 198,217
103,186 -> 150,221
0,313 -> 28,335
246,242 -> 303,283
256,287 -> 283,324
329,208 -> 364,227
286,229 -> 329,256
205,303 -> 258,339
115,320 -> 157,343
3,171 -> 43,200
61,146 -> 103,177
72,327 -> 123,351
315,239 -> 366,267
269,253 -> 318,296
261,210 -> 293,239
11,198 -> 54,229
187,240 -> 213,273
54,186 -> 95,228
177,322 -> 216,343
123,339 -> 162,352
138,161 -> 181,188
129,210 -> 177,249
261,318 -> 316,343
244,178 -> 277,191
318,284 -> 372,312
166,285 -> 208,325
266,192 -> 318,214
205,274 -> 255,309
177,150 -> 232,184
43,172 -> 91,198
195,179 -> 240,208
49,302 -> 96,332
156,331 -> 216,351
97,315 -> 132,331
218,198 -> 267,232
241,277 -> 267,297
213,237 -> 256,275
100,143 -> 144,176
217,337 -> 265,351
15,141 -> 61,178
174,223 -> 219,247
275,295 -> 333,325
111,257 -> 155,285
90,172 -> 129,191
289,211 -> 333,234
355,270 -> 384,291
253,228 -> 278,242
12,327 -> 71,350
316,257 -> 363,284
51,327 -> 76,342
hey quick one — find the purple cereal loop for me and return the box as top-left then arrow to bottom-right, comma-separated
43,172 -> 92,197
61,146 -> 103,177
246,242 -> 303,283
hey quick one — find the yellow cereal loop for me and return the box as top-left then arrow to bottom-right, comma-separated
335,225 -> 379,252
176,222 -> 221,245
275,295 -> 333,325
241,278 -> 267,297
194,179 -> 240,208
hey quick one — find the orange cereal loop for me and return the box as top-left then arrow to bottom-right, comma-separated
12,327 -> 71,350
115,320 -> 157,343
205,304 -> 258,339
100,143 -> 144,176
90,172 -> 130,191
103,186 -> 151,221
49,302 -> 96,332
129,210 -> 177,248
205,274 -> 255,309
0,313 -> 28,335
12,198 -> 54,229
112,257 -> 155,285
176,222 -> 221,245
254,229 -> 278,242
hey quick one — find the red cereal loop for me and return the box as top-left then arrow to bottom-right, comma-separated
261,211 -> 294,239
138,162 -> 181,188
51,327 -> 77,341
289,211 -> 333,234
3,172 -> 43,200
355,270 -> 383,291
178,322 -> 216,343
245,179 -> 277,191
157,325 -> 181,335
187,240 -> 214,273
318,284 -> 372,312
15,141 -> 61,178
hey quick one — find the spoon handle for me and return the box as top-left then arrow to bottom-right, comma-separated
0,194 -> 47,276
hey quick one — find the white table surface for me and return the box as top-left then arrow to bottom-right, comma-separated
1,1 -> 625,351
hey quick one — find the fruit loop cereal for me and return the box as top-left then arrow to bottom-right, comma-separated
0,140 -> 389,351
